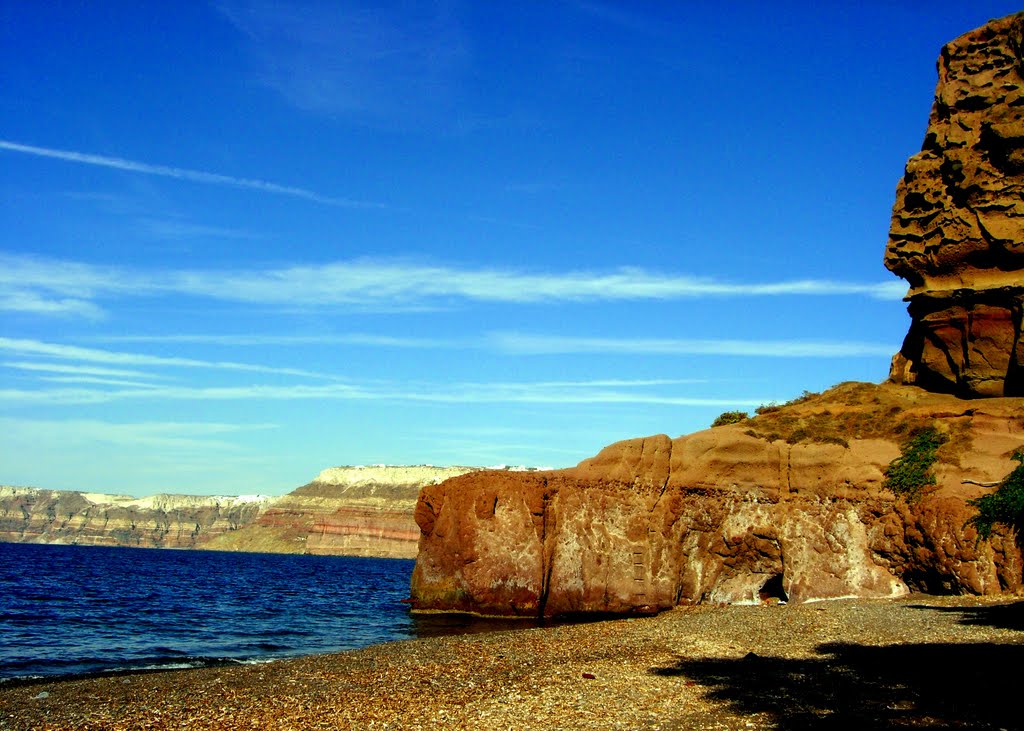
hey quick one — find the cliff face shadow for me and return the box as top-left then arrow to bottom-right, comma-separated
651,642 -> 1023,730
910,601 -> 1024,631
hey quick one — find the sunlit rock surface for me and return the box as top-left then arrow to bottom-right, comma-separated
887,13 -> 1024,397
411,384 -> 1024,617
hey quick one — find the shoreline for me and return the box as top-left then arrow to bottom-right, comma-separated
2,594 -> 1023,730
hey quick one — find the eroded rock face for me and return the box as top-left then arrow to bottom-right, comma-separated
887,14 -> 1024,397
410,383 -> 1024,616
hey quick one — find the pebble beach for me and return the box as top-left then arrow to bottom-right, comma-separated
2,595 -> 1022,730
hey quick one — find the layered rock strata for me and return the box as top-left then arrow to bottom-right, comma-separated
0,465 -> 496,558
204,465 -> 480,558
410,383 -> 1024,616
0,488 -> 273,549
887,13 -> 1024,397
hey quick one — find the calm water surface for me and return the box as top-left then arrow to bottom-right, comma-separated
0,542 -> 516,682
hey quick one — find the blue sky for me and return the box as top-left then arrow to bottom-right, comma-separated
2,2 -> 1019,496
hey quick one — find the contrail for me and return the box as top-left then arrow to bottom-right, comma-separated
0,139 -> 382,209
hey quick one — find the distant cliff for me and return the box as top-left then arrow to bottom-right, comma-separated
203,465 -> 482,558
0,465 -> 515,558
0,487 -> 274,549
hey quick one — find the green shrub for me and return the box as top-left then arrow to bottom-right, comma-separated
815,435 -> 850,448
711,411 -> 748,427
790,390 -> 819,404
967,450 -> 1024,539
755,402 -> 780,415
884,426 -> 948,501
786,428 -> 810,444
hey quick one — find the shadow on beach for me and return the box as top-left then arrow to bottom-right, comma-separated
651,642 -> 1023,730
910,600 -> 1024,631
408,610 -> 619,639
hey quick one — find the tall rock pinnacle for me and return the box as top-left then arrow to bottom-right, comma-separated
886,13 -> 1024,397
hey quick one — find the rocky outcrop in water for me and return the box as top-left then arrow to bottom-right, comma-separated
410,383 -> 1024,617
887,13 -> 1024,398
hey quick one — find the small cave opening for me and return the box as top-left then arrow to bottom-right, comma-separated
758,573 -> 788,603
901,569 -> 961,595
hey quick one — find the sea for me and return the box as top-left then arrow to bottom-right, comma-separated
0,542 -> 518,683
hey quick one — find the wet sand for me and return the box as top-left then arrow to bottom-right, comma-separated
2,595 -> 1023,730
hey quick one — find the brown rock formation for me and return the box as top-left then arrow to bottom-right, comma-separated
410,383 -> 1024,616
887,13 -> 1024,397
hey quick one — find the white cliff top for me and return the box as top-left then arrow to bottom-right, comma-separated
78,493 -> 278,510
313,464 -> 479,487
0,486 -> 277,510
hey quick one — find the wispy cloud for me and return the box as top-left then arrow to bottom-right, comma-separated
86,331 -> 893,362
568,1 -> 672,37
0,252 -> 907,319
0,139 -> 382,208
218,1 -> 468,124
90,333 -> 466,348
138,218 -> 259,240
489,333 -> 894,358
3,361 -> 168,380
0,417 -> 274,452
194,262 -> 901,305
39,376 -> 172,388
0,338 -> 336,380
0,379 -> 765,408
0,289 -> 105,319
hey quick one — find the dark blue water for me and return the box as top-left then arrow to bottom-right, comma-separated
0,543 -> 428,682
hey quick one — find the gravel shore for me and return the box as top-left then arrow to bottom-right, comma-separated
2,594 -> 1023,730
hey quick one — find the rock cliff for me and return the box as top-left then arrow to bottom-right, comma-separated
410,15 -> 1024,617
0,488 -> 273,549
411,383 -> 1024,616
0,465 -> 492,557
887,13 -> 1024,397
203,465 -> 480,558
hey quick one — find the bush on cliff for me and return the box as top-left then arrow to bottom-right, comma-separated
884,426 -> 948,501
968,450 -> 1024,539
711,411 -> 748,427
